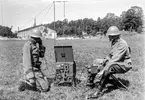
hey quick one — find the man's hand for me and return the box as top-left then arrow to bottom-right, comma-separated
97,65 -> 103,73
102,58 -> 108,67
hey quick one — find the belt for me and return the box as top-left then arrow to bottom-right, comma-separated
25,68 -> 40,75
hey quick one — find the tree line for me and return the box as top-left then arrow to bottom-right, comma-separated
0,25 -> 17,38
45,6 -> 144,37
0,6 -> 144,38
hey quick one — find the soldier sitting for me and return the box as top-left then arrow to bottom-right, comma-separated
18,28 -> 50,92
86,26 -> 132,99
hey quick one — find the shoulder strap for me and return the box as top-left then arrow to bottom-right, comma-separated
128,47 -> 131,54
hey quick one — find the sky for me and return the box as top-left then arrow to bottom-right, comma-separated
0,0 -> 145,32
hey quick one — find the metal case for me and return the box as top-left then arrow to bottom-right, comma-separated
54,46 -> 76,86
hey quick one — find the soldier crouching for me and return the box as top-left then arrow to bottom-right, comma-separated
18,28 -> 50,92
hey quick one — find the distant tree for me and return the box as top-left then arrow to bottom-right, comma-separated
123,6 -> 144,33
0,25 -> 16,38
131,6 -> 144,19
45,6 -> 144,37
100,13 -> 121,35
120,11 -> 127,30
95,17 -> 102,32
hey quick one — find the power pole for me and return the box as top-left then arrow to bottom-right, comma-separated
18,27 -> 19,32
53,1 -> 56,46
53,1 -> 56,31
53,1 -> 68,37
55,1 -> 67,19
63,1 -> 67,19
1,4 -> 3,25
62,1 -> 67,37
34,18 -> 36,27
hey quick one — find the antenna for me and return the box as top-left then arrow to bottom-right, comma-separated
34,18 -> 36,26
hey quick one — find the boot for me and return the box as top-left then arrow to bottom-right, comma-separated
18,81 -> 38,92
87,70 -> 110,99
18,81 -> 26,92
86,85 -> 103,99
86,89 -> 103,99
86,73 -> 96,88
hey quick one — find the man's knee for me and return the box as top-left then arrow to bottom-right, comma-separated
36,77 -> 50,92
103,70 -> 110,77
93,59 -> 104,66
107,63 -> 124,74
104,62 -> 117,72
87,65 -> 103,74
28,79 -> 35,85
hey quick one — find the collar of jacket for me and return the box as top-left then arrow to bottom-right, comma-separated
29,38 -> 37,44
111,38 -> 120,46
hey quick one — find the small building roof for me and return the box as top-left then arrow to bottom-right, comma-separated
18,24 -> 44,33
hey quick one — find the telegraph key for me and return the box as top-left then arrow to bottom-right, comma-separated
54,46 -> 76,87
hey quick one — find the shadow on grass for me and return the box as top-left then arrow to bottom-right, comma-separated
104,78 -> 130,94
22,77 -> 55,92
52,78 -> 82,87
47,77 -> 54,85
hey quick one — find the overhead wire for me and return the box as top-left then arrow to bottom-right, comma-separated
40,3 -> 53,24
20,3 -> 53,30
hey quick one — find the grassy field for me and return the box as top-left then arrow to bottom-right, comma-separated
0,33 -> 144,100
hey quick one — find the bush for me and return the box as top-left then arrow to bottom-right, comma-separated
0,25 -> 17,38
137,26 -> 143,33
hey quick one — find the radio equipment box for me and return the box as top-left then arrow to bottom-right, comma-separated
54,46 -> 76,86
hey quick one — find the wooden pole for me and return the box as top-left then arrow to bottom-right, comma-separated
53,1 -> 55,31
1,4 -> 4,25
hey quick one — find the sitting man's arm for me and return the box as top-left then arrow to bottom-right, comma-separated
109,43 -> 127,63
102,54 -> 111,66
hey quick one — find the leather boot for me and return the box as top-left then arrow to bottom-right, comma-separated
86,85 -> 103,99
86,72 -> 96,88
18,81 -> 26,92
18,80 -> 38,92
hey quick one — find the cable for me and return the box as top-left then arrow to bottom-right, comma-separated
40,4 -> 53,24
20,3 -> 53,30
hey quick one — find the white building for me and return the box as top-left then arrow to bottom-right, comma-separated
17,25 -> 57,40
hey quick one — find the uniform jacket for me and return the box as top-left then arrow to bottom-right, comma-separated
22,38 -> 45,74
106,38 -> 131,64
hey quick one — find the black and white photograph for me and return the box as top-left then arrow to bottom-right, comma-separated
0,0 -> 144,100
